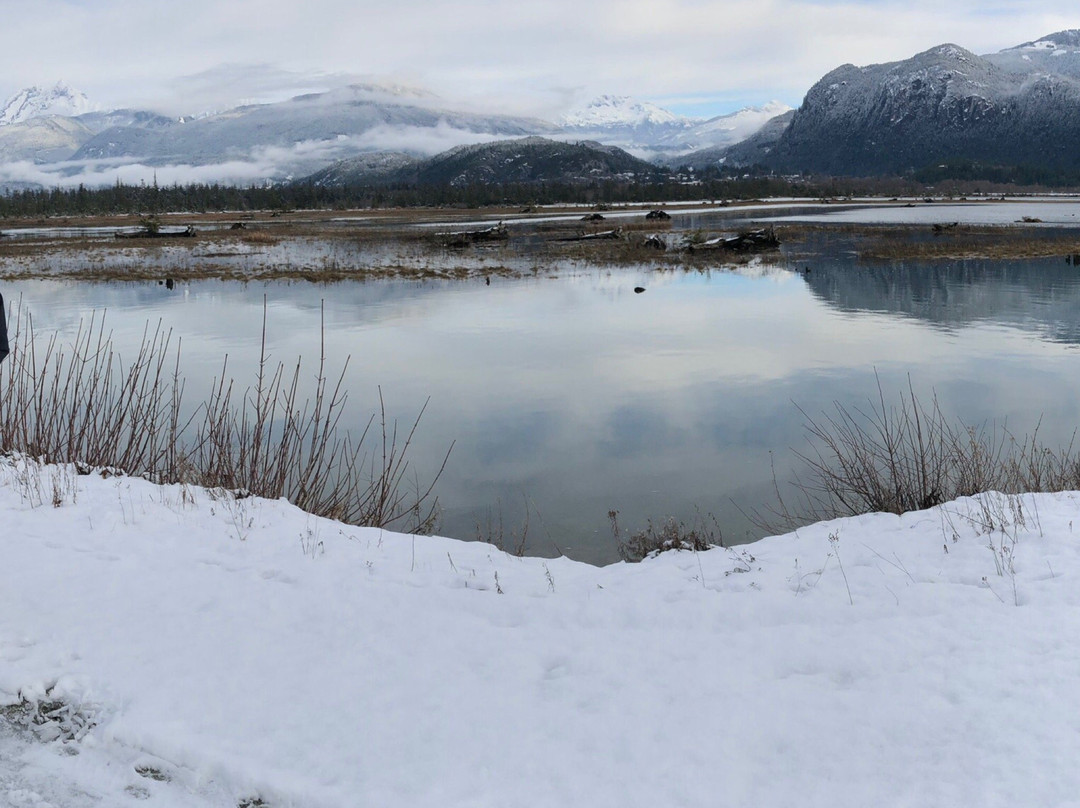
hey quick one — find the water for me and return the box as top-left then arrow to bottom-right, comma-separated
9,250 -> 1080,564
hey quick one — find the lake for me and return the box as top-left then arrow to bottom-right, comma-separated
10,233 -> 1080,564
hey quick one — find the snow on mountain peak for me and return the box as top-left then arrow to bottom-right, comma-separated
0,81 -> 94,126
561,95 -> 683,128
1007,30 -> 1080,53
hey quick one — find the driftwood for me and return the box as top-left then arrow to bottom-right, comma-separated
685,227 -> 779,254
559,228 -> 624,242
439,222 -> 509,247
645,209 -> 671,220
641,235 -> 667,251
115,225 -> 196,239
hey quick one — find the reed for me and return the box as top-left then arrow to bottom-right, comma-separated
0,298 -> 449,534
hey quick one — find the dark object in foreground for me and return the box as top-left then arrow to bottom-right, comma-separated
581,213 -> 606,222
116,225 -> 197,239
439,222 -> 509,248
686,227 -> 780,254
641,235 -> 667,251
0,292 -> 7,364
633,286 -> 646,294
645,209 -> 671,220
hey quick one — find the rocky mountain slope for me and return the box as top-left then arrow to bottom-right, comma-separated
767,32 -> 1080,176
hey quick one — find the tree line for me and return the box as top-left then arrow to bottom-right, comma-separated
0,169 -> 1074,219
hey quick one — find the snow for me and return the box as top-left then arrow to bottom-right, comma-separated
688,101 -> 792,140
561,95 -> 685,128
4,455 -> 1080,806
0,83 -> 94,127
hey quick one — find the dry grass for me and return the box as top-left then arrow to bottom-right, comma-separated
0,299 -> 450,533
239,229 -> 280,245
608,509 -> 724,562
851,225 -> 1080,261
767,377 -> 1080,530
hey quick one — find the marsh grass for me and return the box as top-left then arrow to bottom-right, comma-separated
0,299 -> 449,533
609,509 -> 724,562
768,377 -> 1080,530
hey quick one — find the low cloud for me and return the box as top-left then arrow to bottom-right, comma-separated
0,123 -> 512,190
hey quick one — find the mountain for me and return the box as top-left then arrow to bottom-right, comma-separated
767,32 -> 1080,177
0,82 -> 93,126
561,94 -> 683,129
674,109 -> 795,170
991,30 -> 1080,80
674,102 -> 792,149
557,95 -> 789,158
69,84 -> 554,177
304,137 -> 664,187
559,95 -> 695,156
305,151 -> 420,186
0,116 -> 94,162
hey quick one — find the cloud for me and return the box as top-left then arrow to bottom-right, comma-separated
0,122 -> 510,189
1,1 -> 1079,120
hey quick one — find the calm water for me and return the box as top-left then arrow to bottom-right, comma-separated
11,251 -> 1080,563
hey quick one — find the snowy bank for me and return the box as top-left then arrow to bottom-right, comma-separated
2,456 -> 1080,807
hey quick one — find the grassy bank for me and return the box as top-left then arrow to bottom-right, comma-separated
0,301 -> 449,534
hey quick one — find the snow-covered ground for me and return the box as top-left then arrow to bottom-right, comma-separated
3,456 -> 1080,807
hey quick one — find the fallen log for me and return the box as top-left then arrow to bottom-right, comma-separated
559,228 -> 624,242
685,227 -> 779,253
115,225 -> 197,239
438,222 -> 509,247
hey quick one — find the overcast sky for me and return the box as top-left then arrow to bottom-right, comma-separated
3,0 -> 1079,119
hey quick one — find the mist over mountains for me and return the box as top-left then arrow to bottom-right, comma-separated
4,29 -> 1080,191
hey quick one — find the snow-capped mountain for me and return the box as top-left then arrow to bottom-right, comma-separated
0,81 -> 94,126
990,29 -> 1080,80
69,85 -> 552,178
685,101 -> 792,144
561,95 -> 685,128
765,32 -> 1080,176
557,95 -> 789,158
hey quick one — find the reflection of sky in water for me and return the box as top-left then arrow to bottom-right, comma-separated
10,255 -> 1080,564
760,200 -> 1080,226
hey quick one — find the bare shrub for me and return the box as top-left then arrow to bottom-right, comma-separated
772,376 -> 1080,529
609,509 -> 723,563
0,298 -> 449,534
